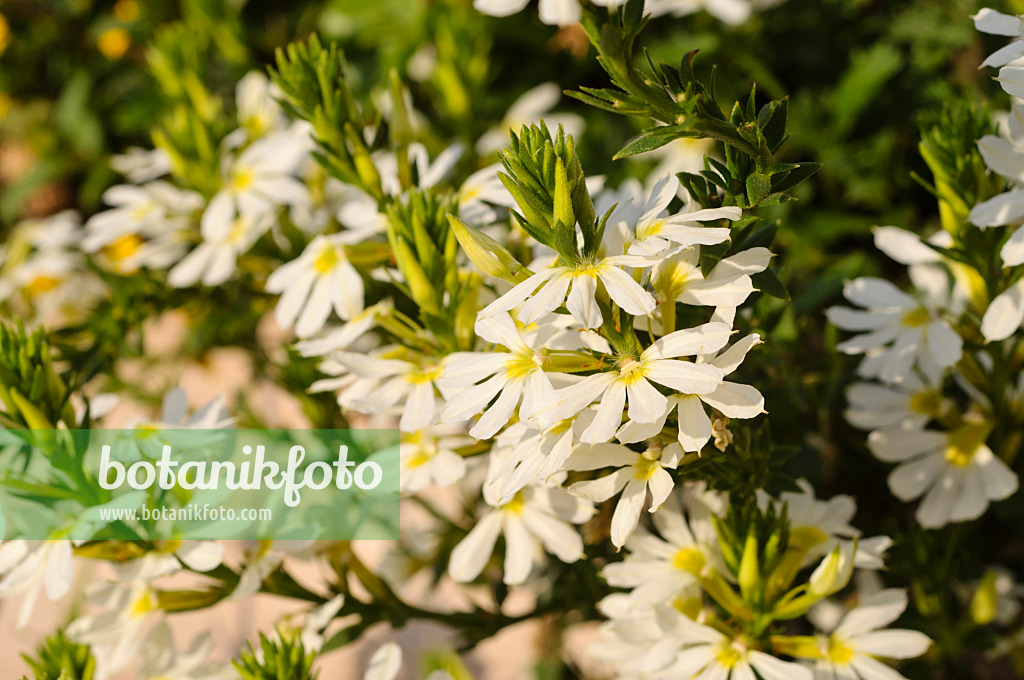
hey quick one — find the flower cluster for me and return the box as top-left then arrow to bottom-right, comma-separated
592,482 -> 928,680
0,0 -> 961,677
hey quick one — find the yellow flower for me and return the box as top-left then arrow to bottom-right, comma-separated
98,27 -> 131,60
114,0 -> 140,22
0,14 -> 9,57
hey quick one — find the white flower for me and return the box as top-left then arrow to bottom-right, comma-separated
441,313 -> 555,438
130,386 -> 234,429
973,8 -> 1024,69
458,163 -> 514,224
327,348 -> 449,432
982,277 -> 1024,341
295,301 -> 390,358
600,484 -> 724,611
845,374 -> 948,432
224,71 -> 287,147
0,540 -> 76,629
168,212 -> 272,287
646,0 -> 786,25
138,622 -> 226,680
400,426 -> 470,493
604,176 -> 739,258
767,481 -> 891,570
377,142 -> 463,196
349,354 -> 447,429
266,233 -> 365,337
486,417 -> 585,501
534,322 -> 732,443
67,580 -> 163,678
231,540 -> 315,598
362,642 -> 454,680
653,606 -> 813,680
365,642 -> 403,680
301,595 -> 345,652
799,589 -> 931,680
480,253 -> 658,329
476,83 -> 585,152
967,110 -> 1024,267
83,182 -> 202,253
204,127 -> 312,232
116,540 -> 224,581
565,442 -> 683,548
650,246 -> 772,311
868,419 -> 1019,528
616,332 -> 765,452
110,147 -> 171,183
649,137 -> 715,180
448,483 -> 594,585
827,272 -> 962,384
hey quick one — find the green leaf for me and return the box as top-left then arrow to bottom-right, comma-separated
751,268 -> 790,299
613,127 -> 689,159
745,172 -> 772,206
770,162 -> 821,194
831,44 -> 903,137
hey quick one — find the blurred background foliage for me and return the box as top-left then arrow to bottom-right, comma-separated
3,0 -> 1024,673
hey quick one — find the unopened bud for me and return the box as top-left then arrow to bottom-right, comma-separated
808,542 -> 855,598
448,214 -> 531,284
970,570 -> 1000,625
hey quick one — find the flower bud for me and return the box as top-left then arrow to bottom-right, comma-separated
808,542 -> 855,599
448,214 -> 531,284
970,570 -> 1000,625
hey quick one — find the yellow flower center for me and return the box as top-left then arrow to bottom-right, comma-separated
505,351 -> 544,381
103,234 -> 144,262
548,419 -> 573,437
155,539 -> 183,555
636,218 -> 665,242
313,245 -> 342,273
672,547 -> 706,574
617,357 -> 649,385
232,168 -> 255,192
407,364 -> 443,384
901,306 -> 931,328
826,637 -> 855,665
909,389 -> 943,416
944,422 -> 990,468
406,449 -> 434,468
654,260 -> 697,299
715,643 -> 744,669
944,444 -> 975,468
633,455 -> 661,481
130,587 -> 159,618
244,113 -> 272,139
25,275 -> 62,297
503,492 -> 526,516
227,218 -> 250,245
